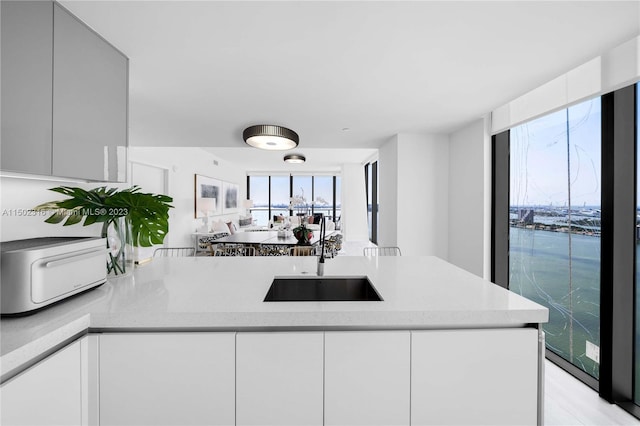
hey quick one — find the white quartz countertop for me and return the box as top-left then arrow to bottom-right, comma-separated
0,256 -> 548,379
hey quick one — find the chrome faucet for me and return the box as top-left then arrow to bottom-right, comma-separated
317,216 -> 326,276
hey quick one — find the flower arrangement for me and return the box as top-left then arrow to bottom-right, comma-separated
292,223 -> 314,245
290,188 -> 313,245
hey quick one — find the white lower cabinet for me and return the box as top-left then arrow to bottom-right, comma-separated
236,332 -> 324,426
0,337 -> 84,426
411,328 -> 539,426
1,328 -> 541,426
324,331 -> 411,426
99,332 -> 235,426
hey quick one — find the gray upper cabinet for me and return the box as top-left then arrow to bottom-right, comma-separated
53,4 -> 128,182
0,1 -> 128,182
1,1 -> 54,176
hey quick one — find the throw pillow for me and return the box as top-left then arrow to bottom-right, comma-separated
226,221 -> 236,235
212,220 -> 229,234
210,232 -> 230,241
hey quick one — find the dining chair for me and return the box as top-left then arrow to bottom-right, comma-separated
323,234 -> 343,258
257,244 -> 289,256
363,246 -> 402,257
153,247 -> 196,257
213,246 -> 256,256
289,246 -> 316,256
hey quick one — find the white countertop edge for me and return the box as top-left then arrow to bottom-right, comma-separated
1,309 -> 546,381
1,314 -> 90,382
1,256 -> 550,380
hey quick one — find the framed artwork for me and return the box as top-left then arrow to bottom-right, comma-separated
223,181 -> 239,213
194,174 -> 222,218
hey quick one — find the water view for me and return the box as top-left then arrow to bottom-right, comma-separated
249,206 -> 341,227
509,97 -> 602,378
510,224 -> 601,377
248,175 -> 342,228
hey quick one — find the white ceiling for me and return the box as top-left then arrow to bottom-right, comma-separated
61,0 -> 639,169
207,147 -> 378,173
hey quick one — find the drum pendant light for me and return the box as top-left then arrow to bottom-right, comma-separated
243,125 -> 299,150
283,154 -> 306,164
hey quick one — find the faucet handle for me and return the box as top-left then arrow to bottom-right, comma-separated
317,257 -> 325,276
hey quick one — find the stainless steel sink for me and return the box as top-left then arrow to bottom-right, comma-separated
264,276 -> 383,302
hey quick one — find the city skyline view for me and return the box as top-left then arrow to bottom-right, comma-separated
510,98 -> 601,207
509,96 -> 602,380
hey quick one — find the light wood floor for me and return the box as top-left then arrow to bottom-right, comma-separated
545,360 -> 639,425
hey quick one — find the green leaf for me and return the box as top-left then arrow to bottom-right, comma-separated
45,211 -> 68,224
36,185 -> 174,247
63,212 -> 84,226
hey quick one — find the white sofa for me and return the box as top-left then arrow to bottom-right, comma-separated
204,215 -> 335,235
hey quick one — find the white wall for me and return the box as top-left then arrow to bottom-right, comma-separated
340,163 -> 369,241
0,148 -> 245,247
128,147 -> 247,247
378,133 -> 449,258
447,118 -> 489,277
378,136 -> 398,247
0,176 -> 113,242
397,134 -> 449,258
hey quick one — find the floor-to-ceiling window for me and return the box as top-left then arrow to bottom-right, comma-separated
291,175 -> 312,216
270,175 -> 290,221
509,96 -> 601,378
335,176 -> 342,229
495,83 -> 640,418
365,161 -> 378,243
247,176 -> 269,225
636,82 -> 640,406
248,174 -> 341,226
313,176 -> 333,219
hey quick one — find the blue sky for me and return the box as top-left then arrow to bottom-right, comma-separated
510,97 -> 602,207
249,176 -> 340,207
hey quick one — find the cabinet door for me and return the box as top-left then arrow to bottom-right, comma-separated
0,339 -> 82,425
52,3 -> 128,182
99,332 -> 235,426
236,332 -> 324,426
325,331 -> 410,426
411,328 -> 539,426
0,0 -> 53,175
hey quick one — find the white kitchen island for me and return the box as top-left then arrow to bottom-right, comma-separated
0,256 -> 548,426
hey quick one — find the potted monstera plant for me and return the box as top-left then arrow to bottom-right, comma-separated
35,186 -> 173,276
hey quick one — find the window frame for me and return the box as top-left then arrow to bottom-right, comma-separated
247,174 -> 341,227
491,84 -> 638,418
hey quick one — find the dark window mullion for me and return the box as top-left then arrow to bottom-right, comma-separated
364,164 -> 371,242
491,131 -> 510,289
600,86 -> 636,404
268,176 -> 272,220
372,161 -> 378,244
289,174 -> 293,216
332,176 -> 337,222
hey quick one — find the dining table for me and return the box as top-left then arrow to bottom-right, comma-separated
261,230 -> 335,247
213,230 -> 335,250
213,231 -> 279,245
